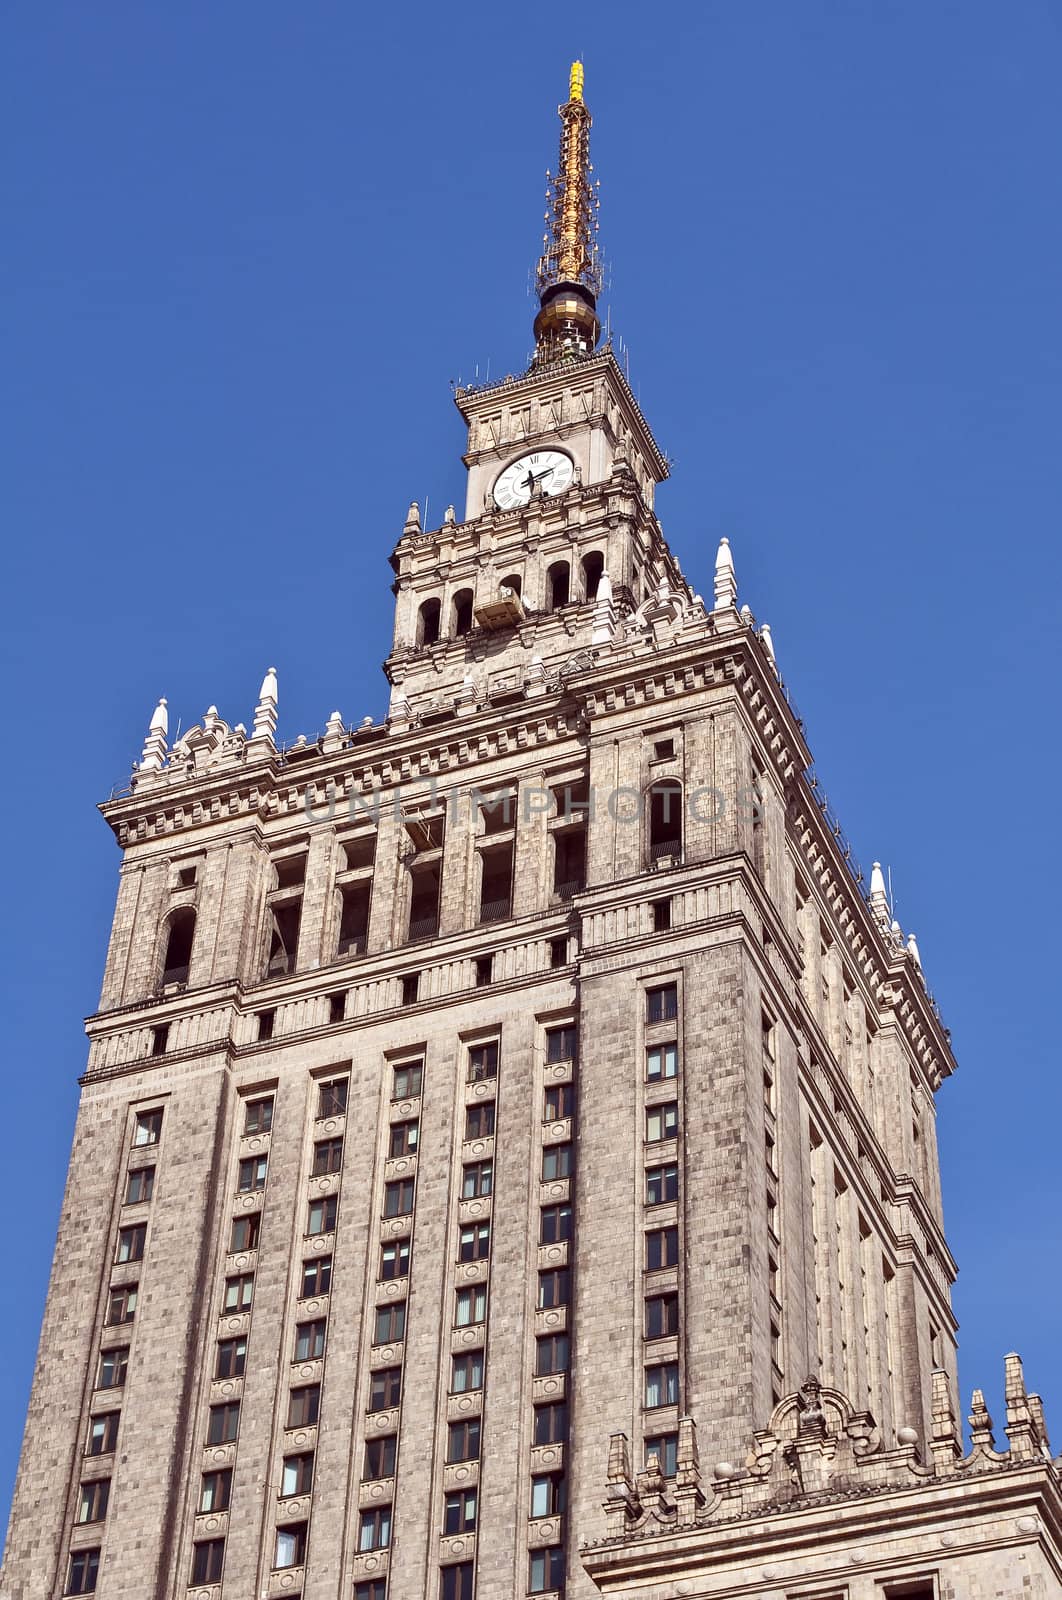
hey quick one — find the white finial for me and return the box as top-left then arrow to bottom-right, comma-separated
443,504 -> 456,525
592,569 -> 616,646
907,932 -> 922,970
138,697 -> 169,772
759,623 -> 776,669
322,710 -> 345,753
739,603 -> 753,625
597,569 -> 613,604
405,499 -> 421,531
250,667 -> 279,749
868,861 -> 890,926
360,715 -> 373,728
713,537 -> 737,610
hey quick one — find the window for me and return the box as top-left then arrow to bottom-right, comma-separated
317,1078 -> 349,1118
133,1108 -> 163,1146
125,1167 -> 154,1204
392,1061 -> 424,1099
474,954 -> 493,987
537,1267 -> 571,1309
443,1487 -> 478,1534
364,1435 -> 397,1480
374,1302 -> 406,1344
542,1142 -> 572,1181
380,1240 -> 410,1280
402,973 -> 421,1009
646,983 -> 678,1023
646,1102 -> 679,1142
342,831 -> 377,871
358,1506 -> 392,1552
531,1472 -> 566,1518
648,779 -> 683,862
465,1102 -> 495,1139
215,1337 -> 248,1379
76,1479 -> 109,1523
312,1136 -> 344,1176
66,1548 -> 100,1594
244,1095 -> 274,1134
265,897 -> 301,978
582,549 -> 604,602
645,1361 -> 680,1407
275,1522 -> 309,1568
446,1418 -> 481,1463
307,1195 -> 338,1236
535,1333 -> 570,1375
452,588 -> 475,636
294,1319 -> 327,1362
106,1284 -> 138,1326
161,906 -> 196,986
389,1120 -> 419,1157
451,1351 -> 484,1393
543,1081 -> 575,1121
645,1432 -> 679,1476
417,596 -> 441,646
273,855 -> 306,890
540,1202 -> 573,1243
115,1223 -> 146,1265
546,1025 -> 577,1063
150,1023 -> 168,1056
479,788 -> 516,833
468,1041 -> 498,1082
86,1413 -> 119,1456
224,1273 -> 255,1312
546,559 -> 570,611
529,1546 -> 566,1593
646,1162 -> 679,1205
207,1402 -> 240,1444
652,896 -> 671,931
199,1467 -> 232,1513
408,861 -> 441,942
238,1154 -> 268,1193
329,989 -> 346,1022
479,841 -> 514,922
646,1293 -> 680,1339
337,882 -> 370,956
230,1213 -> 260,1253
369,1367 -> 402,1412
300,1256 -> 332,1298
549,935 -> 568,969
461,1159 -> 492,1198
356,1584 -> 389,1600
646,1042 -> 678,1081
256,1007 -> 276,1042
454,1285 -> 487,1326
646,1226 -> 679,1269
440,1562 -> 475,1600
96,1347 -> 128,1390
286,1385 -> 320,1428
458,1222 -> 490,1262
533,1401 -> 568,1445
553,824 -> 586,899
384,1177 -> 415,1217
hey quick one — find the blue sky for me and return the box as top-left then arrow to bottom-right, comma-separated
3,0 -> 1060,1527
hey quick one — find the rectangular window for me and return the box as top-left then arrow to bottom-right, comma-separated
646,1101 -> 679,1142
553,823 -> 586,898
646,1162 -> 679,1206
275,1522 -> 309,1567
464,1102 -> 495,1139
125,1167 -> 155,1204
545,1024 -> 577,1063
294,1319 -> 327,1362
286,1385 -> 320,1428
530,1472 -> 566,1518
244,1095 -> 274,1135
529,1546 -> 566,1594
364,1434 -> 397,1480
307,1195 -> 338,1236
215,1337 -> 248,1379
542,1142 -> 572,1181
392,1061 -> 424,1099
458,1222 -> 490,1262
86,1413 -> 119,1456
543,1082 -> 575,1121
479,840 -> 514,922
373,1302 -> 406,1344
645,1432 -> 679,1476
66,1549 -> 101,1594
535,1333 -> 570,1376
355,1584 -> 388,1600
76,1478 -> 109,1524
446,1418 -> 481,1463
133,1108 -> 163,1146
199,1467 -> 232,1513
358,1507 -> 392,1552
454,1285 -> 487,1327
312,1136 -> 344,1176
207,1401 -> 240,1444
317,1078 -> 349,1118
532,1401 -> 568,1445
646,1226 -> 679,1270
96,1347 -> 128,1390
237,1154 -> 268,1193
229,1213 -> 260,1253
369,1367 -> 402,1412
443,1487 -> 478,1535
115,1223 -> 146,1264
106,1284 -> 138,1326
280,1452 -> 314,1497
646,1042 -> 678,1081
300,1257 -> 332,1298
223,1272 -> 254,1312
645,1360 -> 680,1407
384,1177 -> 415,1217
537,1267 -> 571,1309
645,1293 -> 680,1339
440,1562 -> 475,1600
646,984 -> 678,1024
379,1240 -> 410,1280
389,1120 -> 419,1157
468,1041 -> 499,1082
461,1159 -> 492,1199
539,1202 -> 573,1243
450,1350 -> 484,1393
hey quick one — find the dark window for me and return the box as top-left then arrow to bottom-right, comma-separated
535,1333 -> 570,1375
215,1337 -> 248,1379
407,862 -> 441,942
287,1385 -> 320,1428
357,1507 -> 391,1552
400,972 -> 420,1006
312,1136 -> 344,1176
454,1285 -> 487,1326
380,1240 -> 410,1280
307,1195 -> 338,1236
443,1488 -> 478,1534
86,1413 -> 119,1456
546,1025 -> 577,1063
223,1272 -> 254,1312
364,1435 -> 397,1480
329,989 -> 346,1022
646,1293 -> 680,1339
479,789 -> 516,833
549,935 -> 568,968
417,596 -> 441,646
474,953 -> 493,987
646,1226 -> 679,1269
446,1419 -> 481,1463
458,1222 -> 490,1262
150,1023 -> 168,1056
468,1042 -> 498,1082
374,1302 -> 406,1344
96,1347 -> 128,1390
317,1079 -> 349,1118
230,1213 -> 260,1253
652,897 -> 671,931
125,1167 -> 154,1204
76,1478 -> 109,1523
646,1042 -> 678,1081
384,1178 -> 415,1217
452,588 -> 475,637
389,1120 -> 419,1157
546,560 -> 570,611
478,841 -> 514,922
450,1351 -> 484,1392
337,882 -> 370,956
281,1453 -> 314,1497
645,1360 -> 680,1407
207,1402 -> 240,1444
273,855 -> 306,890
461,1159 -> 492,1198
300,1256 -> 332,1298
294,1319 -> 327,1361
355,1584 -> 388,1600
537,1268 -> 571,1309
543,1082 -> 575,1121
542,1142 -> 572,1181
540,1203 -> 573,1244
645,1432 -> 679,1476
256,1007 -> 275,1041
133,1108 -> 163,1147
529,1546 -> 566,1593
500,572 -> 522,598
161,907 -> 196,987
646,1101 -> 679,1142
238,1154 -> 268,1193
646,983 -> 678,1023
646,1162 -> 679,1205
582,549 -> 604,602
275,1522 -> 309,1567
464,1102 -> 495,1139
532,1401 -> 568,1445
106,1284 -> 138,1326
67,1549 -> 100,1594
553,824 -> 586,898
441,1562 -> 475,1600
342,832 -> 377,871
265,899 -> 301,978
648,779 -> 683,862
244,1095 -> 274,1134
531,1472 -> 566,1517
199,1467 -> 232,1512
369,1367 -> 402,1411
392,1061 -> 424,1099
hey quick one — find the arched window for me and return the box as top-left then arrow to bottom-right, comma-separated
417,598 -> 441,647
452,589 -> 474,637
546,561 -> 570,613
648,780 -> 683,864
161,907 -> 196,988
582,550 -> 604,603
500,573 -> 522,599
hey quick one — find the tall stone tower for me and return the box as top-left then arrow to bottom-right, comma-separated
4,63 -> 1059,1600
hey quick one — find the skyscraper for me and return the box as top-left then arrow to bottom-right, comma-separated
4,62 -> 1059,1600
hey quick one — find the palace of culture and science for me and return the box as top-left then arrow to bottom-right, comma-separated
4,62 -> 1060,1600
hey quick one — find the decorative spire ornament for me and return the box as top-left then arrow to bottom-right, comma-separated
249,667 -> 279,749
759,622 -> 777,670
533,63 -> 602,365
138,697 -> 169,772
869,862 -> 891,928
906,931 -> 922,971
713,537 -> 737,610
322,710 -> 346,753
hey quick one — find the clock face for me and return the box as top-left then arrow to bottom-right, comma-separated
493,450 -> 574,510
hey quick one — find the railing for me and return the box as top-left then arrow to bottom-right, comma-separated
479,898 -> 512,925
553,878 -> 585,901
407,915 -> 439,944
649,838 -> 682,863
336,934 -> 368,957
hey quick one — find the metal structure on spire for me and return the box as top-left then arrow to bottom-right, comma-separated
533,62 -> 602,365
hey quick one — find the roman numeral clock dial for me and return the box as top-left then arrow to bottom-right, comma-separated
493,449 -> 574,510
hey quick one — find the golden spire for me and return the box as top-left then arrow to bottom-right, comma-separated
533,61 -> 602,365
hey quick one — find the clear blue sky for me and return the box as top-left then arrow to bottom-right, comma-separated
3,0 -> 1060,1527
